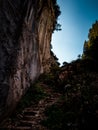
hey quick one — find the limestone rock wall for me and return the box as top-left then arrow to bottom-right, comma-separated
0,0 -> 55,122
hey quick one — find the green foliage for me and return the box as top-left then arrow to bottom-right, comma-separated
38,64 -> 61,91
41,105 -> 64,130
77,54 -> 81,59
38,73 -> 56,87
15,83 -> 46,112
42,103 -> 79,130
42,71 -> 98,130
88,21 -> 98,40
83,21 -> 98,62
52,0 -> 61,32
55,23 -> 62,31
50,50 -> 60,66
62,61 -> 69,67
38,71 -> 60,89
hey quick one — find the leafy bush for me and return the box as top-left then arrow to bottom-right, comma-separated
42,72 -> 98,130
15,83 -> 47,113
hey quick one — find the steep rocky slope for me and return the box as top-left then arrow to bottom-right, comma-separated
2,61 -> 98,129
0,0 -> 58,123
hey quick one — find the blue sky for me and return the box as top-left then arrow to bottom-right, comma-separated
51,0 -> 98,65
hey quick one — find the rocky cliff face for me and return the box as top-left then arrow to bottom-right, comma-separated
0,0 -> 56,122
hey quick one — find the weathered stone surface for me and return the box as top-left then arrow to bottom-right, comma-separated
0,0 -> 56,123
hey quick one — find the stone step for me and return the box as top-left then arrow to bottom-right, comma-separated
10,126 -> 32,130
18,120 -> 34,127
22,115 -> 34,120
23,108 -> 33,111
23,108 -> 39,113
23,111 -> 36,116
0,126 -> 31,130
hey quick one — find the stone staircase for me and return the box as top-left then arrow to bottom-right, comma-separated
1,84 -> 61,130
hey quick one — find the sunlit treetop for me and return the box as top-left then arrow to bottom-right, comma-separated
88,20 -> 98,40
83,20 -> 98,61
